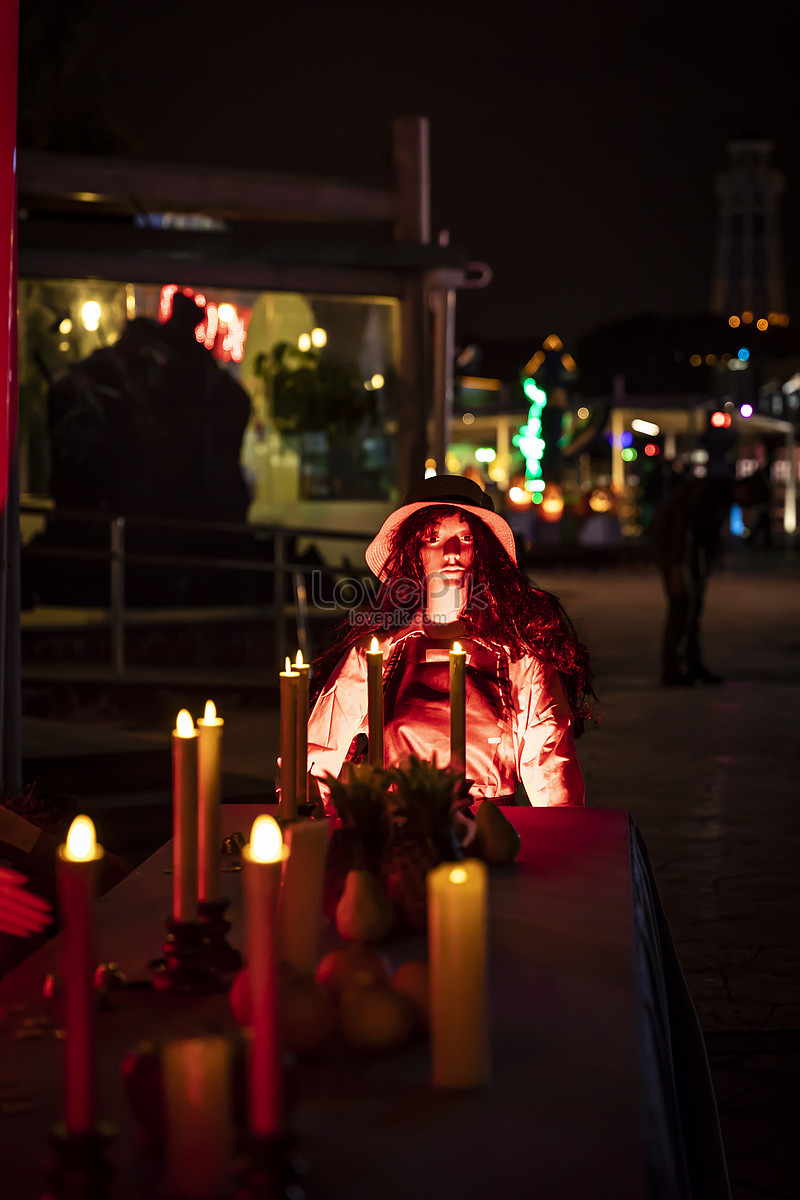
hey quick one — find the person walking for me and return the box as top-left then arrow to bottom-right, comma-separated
647,470 -> 770,686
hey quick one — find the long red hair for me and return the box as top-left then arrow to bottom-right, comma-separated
310,505 -> 594,732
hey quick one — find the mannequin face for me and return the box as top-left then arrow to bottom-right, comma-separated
419,513 -> 475,589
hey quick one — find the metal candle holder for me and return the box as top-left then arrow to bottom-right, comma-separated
151,919 -> 222,994
197,898 -> 243,974
42,1121 -> 116,1200
234,1132 -> 308,1200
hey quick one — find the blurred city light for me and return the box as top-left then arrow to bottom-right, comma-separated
711,411 -> 732,428
644,443 -> 660,456
298,333 -> 311,351
539,482 -> 563,521
742,311 -> 753,324
621,447 -> 637,462
371,373 -> 384,389
81,301 -> 101,331
311,327 -> 327,348
740,403 -> 754,418
737,347 -> 750,361
577,406 -> 590,419
522,376 -> 547,404
620,431 -> 633,448
756,318 -> 768,331
58,318 -> 72,334
631,418 -> 660,436
217,303 -> 236,323
728,315 -> 740,328
462,412 -> 475,426
690,354 -> 702,366
475,448 -> 496,463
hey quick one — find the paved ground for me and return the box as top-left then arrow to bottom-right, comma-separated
14,546 -> 800,1199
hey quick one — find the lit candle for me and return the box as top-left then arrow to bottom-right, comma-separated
197,699 -> 224,904
449,641 -> 466,774
294,650 -> 310,807
163,1036 -> 232,1199
242,815 -> 289,1137
277,819 -> 330,977
57,815 -> 105,1133
173,708 -> 198,922
279,658 -> 299,819
427,858 -> 489,1088
366,635 -> 384,767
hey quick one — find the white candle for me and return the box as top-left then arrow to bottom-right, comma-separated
366,636 -> 384,767
294,651 -> 310,807
449,641 -> 466,774
279,659 -> 299,819
242,815 -> 289,1136
57,815 -> 105,1133
277,819 -> 330,977
172,709 -> 198,922
197,699 -> 224,904
163,1036 -> 233,1199
427,858 -> 489,1088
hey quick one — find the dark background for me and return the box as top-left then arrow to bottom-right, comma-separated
18,0 -> 800,348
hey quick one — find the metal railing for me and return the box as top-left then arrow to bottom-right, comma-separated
20,505 -> 373,678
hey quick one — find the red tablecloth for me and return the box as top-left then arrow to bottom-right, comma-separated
0,805 -> 729,1199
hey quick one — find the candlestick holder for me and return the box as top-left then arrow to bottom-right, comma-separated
42,1121 -> 116,1200
151,919 -> 222,994
234,1132 -> 308,1200
198,898 -> 243,974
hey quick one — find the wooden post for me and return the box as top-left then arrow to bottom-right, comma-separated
430,259 -> 457,474
393,117 -> 432,499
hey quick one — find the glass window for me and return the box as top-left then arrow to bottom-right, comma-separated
18,278 -> 400,512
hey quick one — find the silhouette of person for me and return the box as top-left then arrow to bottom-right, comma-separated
647,470 -> 770,685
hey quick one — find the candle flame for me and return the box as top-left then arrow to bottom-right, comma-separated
203,699 -> 217,723
452,641 -> 462,654
65,815 -> 97,862
285,656 -> 292,674
449,866 -> 468,884
175,708 -> 195,737
249,815 -> 283,863
370,636 -> 379,653
295,649 -> 305,667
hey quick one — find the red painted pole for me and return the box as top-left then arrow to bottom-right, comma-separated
0,0 -> 19,516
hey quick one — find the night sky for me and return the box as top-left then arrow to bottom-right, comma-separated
18,0 -> 800,349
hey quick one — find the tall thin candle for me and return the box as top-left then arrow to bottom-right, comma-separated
366,636 -> 384,767
279,658 -> 299,819
197,699 -> 223,904
427,858 -> 489,1088
294,650 -> 310,808
172,709 -> 198,922
242,815 -> 289,1137
57,815 -> 105,1133
278,819 -> 330,977
449,641 -> 466,774
163,1036 -> 232,1199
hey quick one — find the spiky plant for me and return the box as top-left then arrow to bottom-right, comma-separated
380,755 -> 470,931
321,762 -> 389,919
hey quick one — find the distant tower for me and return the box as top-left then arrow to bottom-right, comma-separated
710,139 -> 787,324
